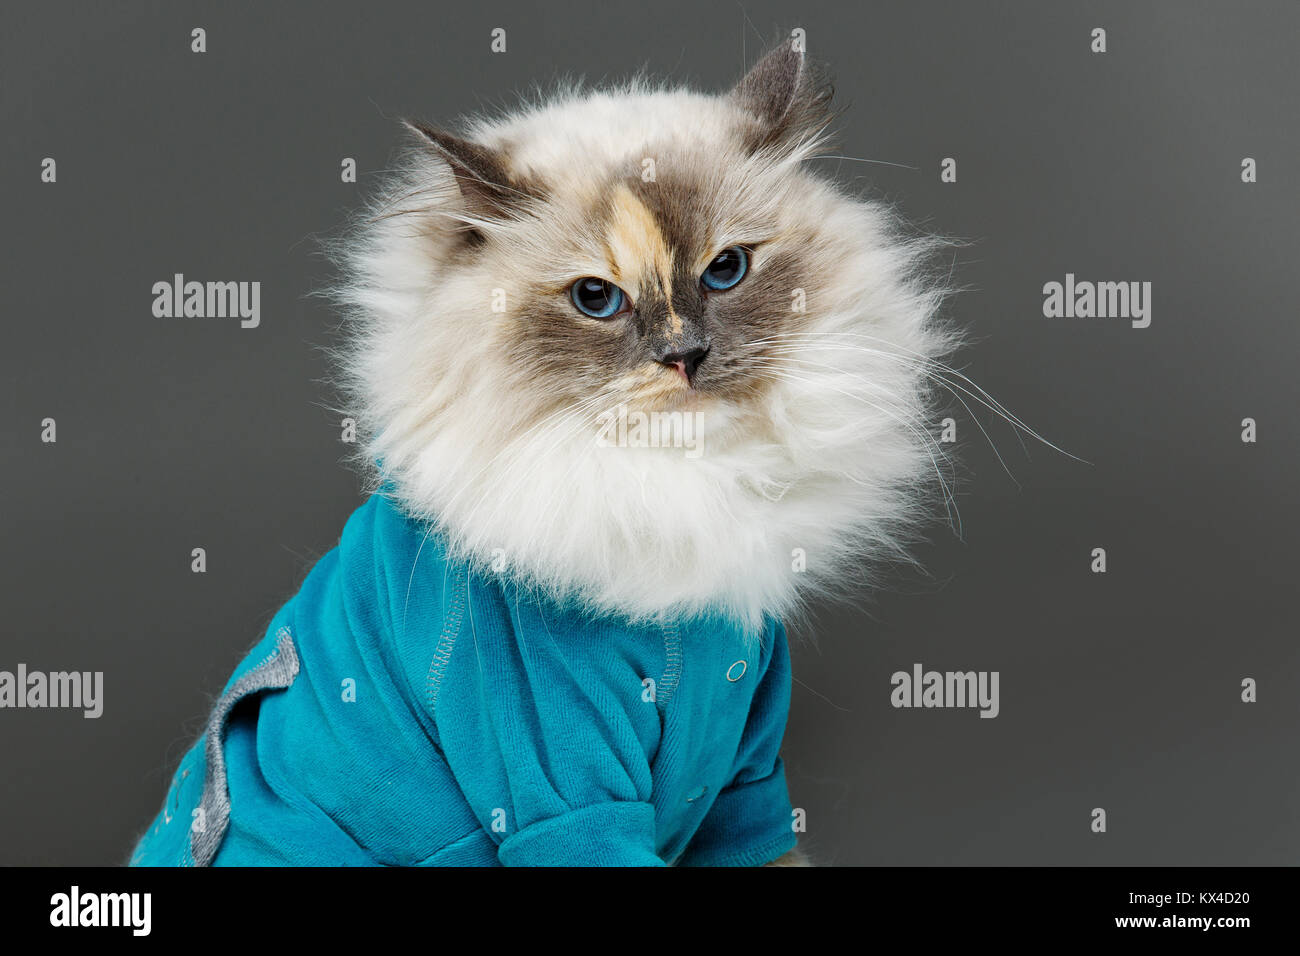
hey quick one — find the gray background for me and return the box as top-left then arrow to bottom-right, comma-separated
2,0 -> 1296,865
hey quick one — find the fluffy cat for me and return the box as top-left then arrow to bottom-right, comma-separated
333,37 -> 957,638
131,36 -> 959,869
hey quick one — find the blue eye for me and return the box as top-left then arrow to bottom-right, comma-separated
701,246 -> 748,291
570,277 -> 626,318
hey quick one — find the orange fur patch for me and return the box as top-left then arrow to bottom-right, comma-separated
604,185 -> 684,334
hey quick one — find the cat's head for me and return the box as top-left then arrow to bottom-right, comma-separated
335,37 -> 957,634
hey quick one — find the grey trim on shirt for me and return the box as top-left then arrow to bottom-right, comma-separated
190,627 -> 300,866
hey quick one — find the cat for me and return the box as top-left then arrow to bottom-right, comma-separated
130,35 -> 956,868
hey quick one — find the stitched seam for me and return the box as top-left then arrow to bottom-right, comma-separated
410,825 -> 494,865
425,572 -> 467,712
659,621 -> 682,707
706,830 -> 797,867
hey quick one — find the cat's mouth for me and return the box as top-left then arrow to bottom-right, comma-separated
626,362 -> 713,409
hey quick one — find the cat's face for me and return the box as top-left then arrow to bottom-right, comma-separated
338,39 -> 954,631
464,173 -> 813,415
402,45 -> 841,419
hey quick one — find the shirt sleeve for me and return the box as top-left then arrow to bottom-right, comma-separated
678,619 -> 799,866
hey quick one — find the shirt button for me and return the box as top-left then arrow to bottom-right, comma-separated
726,660 -> 747,682
685,785 -> 709,803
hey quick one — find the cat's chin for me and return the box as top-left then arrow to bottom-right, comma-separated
630,387 -> 719,414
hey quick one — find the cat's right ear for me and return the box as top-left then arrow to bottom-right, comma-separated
403,120 -> 533,222
730,36 -> 835,154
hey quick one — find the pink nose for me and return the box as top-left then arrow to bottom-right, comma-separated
657,346 -> 709,385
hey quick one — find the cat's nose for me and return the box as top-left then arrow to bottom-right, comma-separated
656,344 -> 710,384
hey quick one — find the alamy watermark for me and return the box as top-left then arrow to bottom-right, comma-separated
891,663 -> 999,718
0,665 -> 103,718
152,273 -> 260,328
50,886 -> 150,936
1042,273 -> 1151,328
595,403 -> 704,458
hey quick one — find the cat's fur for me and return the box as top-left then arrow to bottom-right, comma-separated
331,38 -> 956,638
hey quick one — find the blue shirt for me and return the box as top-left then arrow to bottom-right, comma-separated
130,491 -> 797,866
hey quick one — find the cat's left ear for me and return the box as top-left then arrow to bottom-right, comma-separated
730,36 -> 834,153
403,120 -> 535,222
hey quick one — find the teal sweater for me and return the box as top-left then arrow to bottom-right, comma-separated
130,491 -> 797,866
